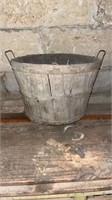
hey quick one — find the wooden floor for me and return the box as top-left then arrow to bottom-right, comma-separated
0,104 -> 112,198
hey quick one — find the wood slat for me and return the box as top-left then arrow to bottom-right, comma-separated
0,180 -> 112,196
0,120 -> 111,185
1,104 -> 111,197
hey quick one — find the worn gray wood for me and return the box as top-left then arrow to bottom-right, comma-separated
20,71 -> 97,125
0,180 -> 112,197
11,54 -> 102,124
0,195 -> 112,200
0,120 -> 111,184
88,195 -> 112,200
0,117 -> 112,196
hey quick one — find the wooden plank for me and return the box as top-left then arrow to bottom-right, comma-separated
88,195 -> 112,200
0,180 -> 112,196
1,99 -> 24,114
0,196 -> 112,200
0,195 -> 112,200
86,104 -> 111,115
0,120 -> 111,186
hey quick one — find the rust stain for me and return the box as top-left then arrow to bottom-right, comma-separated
1,113 -> 111,123
1,117 -> 31,123
82,114 -> 111,120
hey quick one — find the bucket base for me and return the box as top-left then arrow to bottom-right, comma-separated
25,112 -> 85,125
23,94 -> 89,125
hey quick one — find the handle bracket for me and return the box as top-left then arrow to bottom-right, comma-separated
5,50 -> 15,66
96,50 -> 106,67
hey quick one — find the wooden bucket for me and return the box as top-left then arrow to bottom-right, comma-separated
5,51 -> 106,125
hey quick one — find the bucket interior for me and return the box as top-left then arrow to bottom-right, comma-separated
13,54 -> 96,65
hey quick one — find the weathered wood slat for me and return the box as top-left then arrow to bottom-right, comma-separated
0,120 -> 111,186
0,195 -> 112,200
0,180 -> 112,196
1,101 -> 111,197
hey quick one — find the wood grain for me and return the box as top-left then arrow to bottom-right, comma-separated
0,120 -> 111,186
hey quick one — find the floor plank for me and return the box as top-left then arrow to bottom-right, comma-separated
0,195 -> 112,200
0,119 -> 111,186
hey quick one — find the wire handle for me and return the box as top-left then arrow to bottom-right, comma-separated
5,50 -> 16,66
96,50 -> 106,67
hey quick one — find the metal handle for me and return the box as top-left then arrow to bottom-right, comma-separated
96,50 -> 106,66
5,50 -> 15,66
